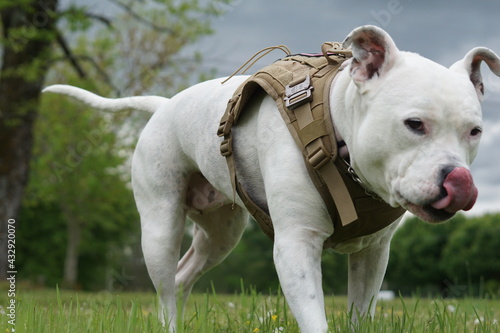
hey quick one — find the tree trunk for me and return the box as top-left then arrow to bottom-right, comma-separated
62,216 -> 82,289
0,0 -> 58,279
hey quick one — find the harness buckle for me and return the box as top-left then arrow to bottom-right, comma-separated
217,114 -> 234,137
220,138 -> 233,157
218,95 -> 240,137
307,145 -> 330,170
284,75 -> 314,109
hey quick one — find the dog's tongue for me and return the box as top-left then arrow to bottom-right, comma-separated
431,167 -> 478,213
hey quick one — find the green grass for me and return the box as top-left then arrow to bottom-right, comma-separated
1,286 -> 499,332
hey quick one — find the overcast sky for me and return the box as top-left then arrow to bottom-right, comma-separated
78,0 -> 500,216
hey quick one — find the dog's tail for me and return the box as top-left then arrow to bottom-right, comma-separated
42,84 -> 168,113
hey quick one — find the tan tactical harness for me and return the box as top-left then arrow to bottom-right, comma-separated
218,43 -> 405,247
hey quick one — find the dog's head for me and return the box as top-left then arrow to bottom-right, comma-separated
335,25 -> 500,223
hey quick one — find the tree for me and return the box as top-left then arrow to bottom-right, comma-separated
1,0 -> 232,285
0,0 -> 59,280
22,86 -> 140,288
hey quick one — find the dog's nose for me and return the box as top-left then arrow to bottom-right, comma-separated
431,166 -> 478,213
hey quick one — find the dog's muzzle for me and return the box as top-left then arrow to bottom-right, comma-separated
430,166 -> 478,213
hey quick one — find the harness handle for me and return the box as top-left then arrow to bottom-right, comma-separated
221,45 -> 292,84
321,42 -> 352,65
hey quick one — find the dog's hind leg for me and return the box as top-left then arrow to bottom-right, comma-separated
176,176 -> 247,307
136,180 -> 188,331
132,133 -> 192,331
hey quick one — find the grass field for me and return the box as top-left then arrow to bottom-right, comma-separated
1,285 -> 499,332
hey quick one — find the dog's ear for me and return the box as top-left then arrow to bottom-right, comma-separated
342,25 -> 400,87
450,47 -> 500,101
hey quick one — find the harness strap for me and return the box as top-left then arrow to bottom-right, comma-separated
219,86 -> 276,240
221,45 -> 292,85
290,75 -> 357,226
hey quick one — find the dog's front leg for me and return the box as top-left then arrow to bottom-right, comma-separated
347,219 -> 401,323
273,226 -> 330,333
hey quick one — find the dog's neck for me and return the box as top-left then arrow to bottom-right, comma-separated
334,125 -> 350,161
331,61 -> 351,162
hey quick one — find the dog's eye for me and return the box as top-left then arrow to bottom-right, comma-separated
404,118 -> 425,135
470,127 -> 482,137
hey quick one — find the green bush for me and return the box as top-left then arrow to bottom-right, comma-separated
386,213 -> 500,297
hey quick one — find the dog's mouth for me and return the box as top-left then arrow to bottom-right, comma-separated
401,167 -> 478,223
406,202 -> 455,223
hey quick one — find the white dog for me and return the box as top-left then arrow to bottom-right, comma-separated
44,26 -> 500,332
